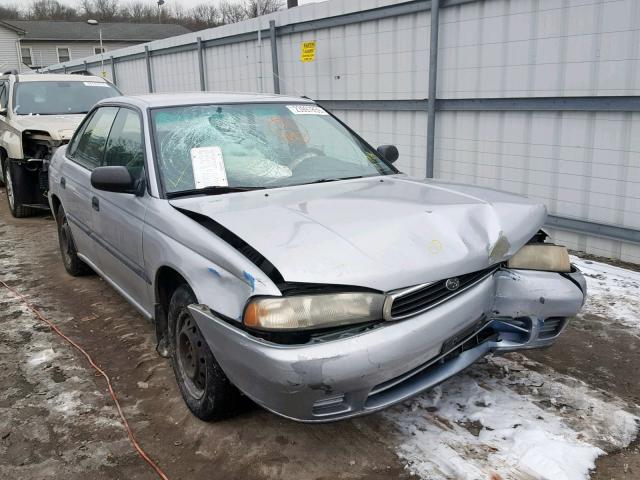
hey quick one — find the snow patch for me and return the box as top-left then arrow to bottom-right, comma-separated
382,355 -> 639,480
571,256 -> 640,332
27,347 -> 59,366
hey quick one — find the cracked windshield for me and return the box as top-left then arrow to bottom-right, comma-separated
151,103 -> 395,195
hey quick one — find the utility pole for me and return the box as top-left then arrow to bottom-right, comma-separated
157,0 -> 165,24
256,0 -> 263,92
87,19 -> 105,77
426,0 -> 440,178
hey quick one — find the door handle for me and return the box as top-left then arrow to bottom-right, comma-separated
91,196 -> 100,212
60,177 -> 66,189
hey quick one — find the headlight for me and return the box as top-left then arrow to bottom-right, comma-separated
243,293 -> 385,331
507,244 -> 571,272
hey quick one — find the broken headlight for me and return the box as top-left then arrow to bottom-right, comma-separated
507,244 -> 571,272
243,293 -> 385,331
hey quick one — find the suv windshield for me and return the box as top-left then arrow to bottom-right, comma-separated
14,81 -> 120,115
151,103 -> 396,195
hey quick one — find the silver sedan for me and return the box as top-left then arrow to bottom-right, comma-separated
48,93 -> 586,422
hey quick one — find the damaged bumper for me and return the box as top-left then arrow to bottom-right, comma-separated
189,267 -> 586,422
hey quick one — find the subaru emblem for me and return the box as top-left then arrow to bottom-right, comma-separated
445,277 -> 460,291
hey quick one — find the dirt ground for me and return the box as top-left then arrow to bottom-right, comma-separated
0,189 -> 638,480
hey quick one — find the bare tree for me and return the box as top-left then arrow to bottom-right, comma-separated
244,0 -> 284,18
119,1 -> 155,23
80,0 -> 120,21
0,4 -> 22,19
2,0 -> 284,30
26,0 -> 78,20
220,1 -> 247,24
190,4 -> 223,29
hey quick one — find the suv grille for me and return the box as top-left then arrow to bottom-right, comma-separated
386,266 -> 498,320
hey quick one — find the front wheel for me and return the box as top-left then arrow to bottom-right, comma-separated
4,161 -> 37,218
169,285 -> 240,421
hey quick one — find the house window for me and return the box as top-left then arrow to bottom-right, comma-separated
94,47 -> 106,55
57,47 -> 71,63
21,47 -> 33,66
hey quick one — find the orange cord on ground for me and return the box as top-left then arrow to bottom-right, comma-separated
1,280 -> 170,480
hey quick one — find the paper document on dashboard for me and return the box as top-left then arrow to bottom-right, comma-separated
190,146 -> 228,188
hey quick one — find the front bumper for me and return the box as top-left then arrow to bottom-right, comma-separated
190,267 -> 586,422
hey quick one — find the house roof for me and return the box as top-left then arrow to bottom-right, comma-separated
1,20 -> 190,42
0,20 -> 25,35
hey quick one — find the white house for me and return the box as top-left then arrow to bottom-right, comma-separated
0,20 -> 190,72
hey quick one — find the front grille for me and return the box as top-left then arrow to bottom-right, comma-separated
388,266 -> 498,320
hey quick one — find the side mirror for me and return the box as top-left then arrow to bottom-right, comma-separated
0,107 -> 7,116
377,144 -> 399,163
91,166 -> 135,194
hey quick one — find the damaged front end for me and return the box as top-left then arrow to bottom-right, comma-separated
188,253 -> 586,422
168,174 -> 586,421
9,129 -> 68,209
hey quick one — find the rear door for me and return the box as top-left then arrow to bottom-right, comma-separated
61,106 -> 118,263
92,107 -> 151,314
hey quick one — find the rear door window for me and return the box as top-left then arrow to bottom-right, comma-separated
70,106 -> 118,170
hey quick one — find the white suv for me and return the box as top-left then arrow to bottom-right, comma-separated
0,72 -> 120,217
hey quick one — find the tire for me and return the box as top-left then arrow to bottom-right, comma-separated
56,206 -> 92,276
4,161 -> 37,218
169,285 -> 240,421
0,155 -> 5,187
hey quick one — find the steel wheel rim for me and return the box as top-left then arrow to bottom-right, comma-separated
60,222 -> 73,268
176,311 -> 206,400
5,166 -> 14,209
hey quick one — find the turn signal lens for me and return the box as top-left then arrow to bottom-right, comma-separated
243,302 -> 260,328
243,293 -> 385,331
507,244 -> 571,272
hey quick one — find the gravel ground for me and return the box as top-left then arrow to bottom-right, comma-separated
0,190 -> 638,480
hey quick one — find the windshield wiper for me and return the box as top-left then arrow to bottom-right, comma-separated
166,185 -> 264,199
302,175 -> 365,185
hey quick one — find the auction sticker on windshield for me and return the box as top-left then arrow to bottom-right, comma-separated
191,146 -> 228,188
286,105 -> 328,115
83,82 -> 111,87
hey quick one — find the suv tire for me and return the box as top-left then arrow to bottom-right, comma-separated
169,285 -> 240,421
55,206 -> 92,276
4,161 -> 37,218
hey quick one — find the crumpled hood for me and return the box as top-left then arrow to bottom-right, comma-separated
12,114 -> 85,141
170,176 -> 547,292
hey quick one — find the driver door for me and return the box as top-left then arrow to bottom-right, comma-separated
91,107 -> 151,316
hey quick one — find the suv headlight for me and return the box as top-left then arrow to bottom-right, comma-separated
243,293 -> 385,331
507,244 -> 571,272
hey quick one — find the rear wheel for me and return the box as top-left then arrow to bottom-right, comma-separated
56,206 -> 92,276
169,285 -> 240,421
4,161 -> 37,218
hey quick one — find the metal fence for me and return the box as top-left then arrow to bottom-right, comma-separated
44,0 -> 640,263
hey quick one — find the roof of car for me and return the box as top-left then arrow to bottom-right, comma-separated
101,92 -> 316,109
9,73 -> 110,83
